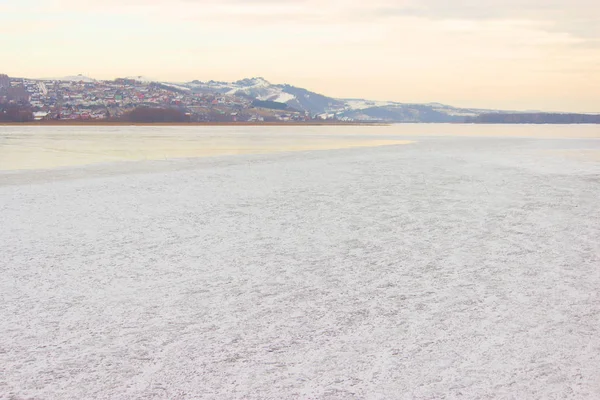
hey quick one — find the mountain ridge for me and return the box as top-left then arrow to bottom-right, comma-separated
181,76 -> 509,122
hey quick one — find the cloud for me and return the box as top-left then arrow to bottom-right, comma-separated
364,0 -> 600,38
47,0 -> 600,41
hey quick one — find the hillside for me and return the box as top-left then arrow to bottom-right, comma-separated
182,77 -> 504,122
5,73 -> 598,123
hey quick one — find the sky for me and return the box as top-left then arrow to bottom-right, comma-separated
1,0 -> 599,112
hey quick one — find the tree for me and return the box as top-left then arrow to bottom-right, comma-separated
0,105 -> 34,122
121,107 -> 190,123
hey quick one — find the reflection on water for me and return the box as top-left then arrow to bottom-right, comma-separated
0,124 -> 598,171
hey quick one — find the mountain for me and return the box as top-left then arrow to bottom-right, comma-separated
53,74 -> 97,83
18,74 -> 540,122
186,77 -> 344,114
181,77 -> 503,122
335,101 -> 507,123
10,73 -> 596,123
468,113 -> 600,124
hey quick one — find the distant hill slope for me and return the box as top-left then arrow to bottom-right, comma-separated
52,74 -> 97,83
186,77 -> 344,112
468,113 -> 600,124
181,77 -> 506,122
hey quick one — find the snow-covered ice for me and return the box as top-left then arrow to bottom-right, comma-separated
0,126 -> 412,171
1,126 -> 599,399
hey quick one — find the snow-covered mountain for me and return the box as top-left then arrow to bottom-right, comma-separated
335,101 -> 505,123
186,77 -> 345,113
46,74 -> 97,83
181,77 -> 503,122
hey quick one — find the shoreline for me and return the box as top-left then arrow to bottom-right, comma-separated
0,121 -> 383,127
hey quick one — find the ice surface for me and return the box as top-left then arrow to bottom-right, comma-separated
1,126 -> 599,399
0,126 -> 412,171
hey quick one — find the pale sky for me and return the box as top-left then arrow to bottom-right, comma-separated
1,0 -> 599,112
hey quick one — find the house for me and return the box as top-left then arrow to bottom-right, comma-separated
33,111 -> 49,120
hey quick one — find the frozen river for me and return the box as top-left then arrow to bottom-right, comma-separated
1,124 -> 599,171
1,125 -> 599,398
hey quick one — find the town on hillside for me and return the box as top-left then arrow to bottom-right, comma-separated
0,74 -> 315,123
2,74 -> 599,124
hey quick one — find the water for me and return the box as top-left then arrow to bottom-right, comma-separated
1,124 -> 598,171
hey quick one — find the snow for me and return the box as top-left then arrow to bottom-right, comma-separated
55,75 -> 96,83
237,77 -> 271,88
183,78 -> 297,105
1,126 -> 599,399
161,83 -> 191,92
227,78 -> 273,95
255,90 -> 295,104
341,100 -> 502,119
342,100 -> 484,118
343,99 -> 398,110
432,108 -> 480,117
187,81 -> 231,91
250,78 -> 270,88
429,104 -> 490,117
273,92 -> 295,104
125,76 -> 155,83
37,82 -> 48,96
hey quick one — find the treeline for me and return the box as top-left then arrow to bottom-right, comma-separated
121,107 -> 189,123
251,100 -> 289,111
468,113 -> 600,124
0,106 -> 269,123
0,105 -> 34,122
